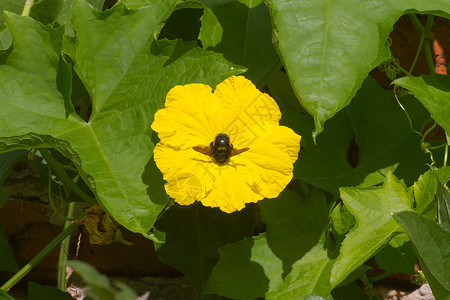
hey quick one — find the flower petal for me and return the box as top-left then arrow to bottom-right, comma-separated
214,76 -> 282,148
235,126 -> 301,198
151,84 -> 220,149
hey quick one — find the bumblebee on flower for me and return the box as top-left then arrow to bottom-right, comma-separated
151,76 -> 301,213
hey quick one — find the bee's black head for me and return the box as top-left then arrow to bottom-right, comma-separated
213,133 -> 231,148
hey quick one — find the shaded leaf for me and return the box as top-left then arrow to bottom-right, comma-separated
393,211 -> 450,297
294,77 -> 429,195
266,0 -> 450,137
199,0 -> 279,85
204,234 -> 283,299
436,177 -> 450,232
29,0 -> 64,24
0,223 -> 18,272
28,282 -> 73,300
0,150 -> 27,185
154,204 -> 255,296
374,233 -> 416,275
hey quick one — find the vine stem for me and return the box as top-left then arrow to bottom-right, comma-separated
57,202 -> 76,291
21,0 -> 34,17
39,149 -> 96,204
0,223 -> 80,292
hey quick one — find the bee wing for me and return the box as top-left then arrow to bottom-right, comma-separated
193,146 -> 213,157
230,147 -> 249,157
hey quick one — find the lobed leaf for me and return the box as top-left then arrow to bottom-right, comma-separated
333,172 -> 413,289
0,0 -> 244,233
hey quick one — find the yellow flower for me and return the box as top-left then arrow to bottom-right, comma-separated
151,76 -> 301,213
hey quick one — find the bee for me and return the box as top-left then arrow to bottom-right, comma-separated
193,133 -> 249,164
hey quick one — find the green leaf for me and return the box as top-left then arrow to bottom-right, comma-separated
68,260 -> 138,299
333,171 -> 413,289
29,0 -> 64,25
154,204 -> 255,296
262,189 -> 333,298
0,290 -> 14,300
393,211 -> 450,298
0,223 -> 18,272
0,150 -> 27,185
260,189 -> 330,272
394,75 -> 450,134
0,0 -> 26,30
374,233 -> 416,275
294,77 -> 429,195
266,0 -> 450,138
28,282 -> 73,300
414,170 -> 437,219
331,283 -> 367,300
204,234 -> 283,299
437,177 -> 450,232
199,0 -> 279,85
0,1 -> 244,233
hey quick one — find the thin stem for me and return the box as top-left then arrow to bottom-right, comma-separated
21,0 -> 34,16
424,15 -> 436,74
0,223 -> 80,292
369,271 -> 393,282
409,33 -> 425,74
57,202 -> 76,291
39,149 -> 95,204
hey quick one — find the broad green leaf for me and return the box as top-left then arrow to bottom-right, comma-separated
204,234 -> 283,299
414,170 -> 437,219
0,1 -> 244,233
260,189 -> 330,272
28,282 -> 73,300
0,223 -> 18,272
0,150 -> 27,185
267,246 -> 333,299
154,204 -> 255,296
262,189 -> 333,298
68,260 -> 138,299
393,211 -> 450,297
294,77 -> 429,195
29,0 -> 64,25
374,233 -> 416,275
436,166 -> 450,184
394,75 -> 450,135
266,0 -> 450,138
199,0 -> 279,86
332,172 -> 413,289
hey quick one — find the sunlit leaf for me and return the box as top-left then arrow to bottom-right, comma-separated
332,172 -> 413,289
266,0 -> 450,138
0,0 -> 244,233
394,75 -> 450,134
